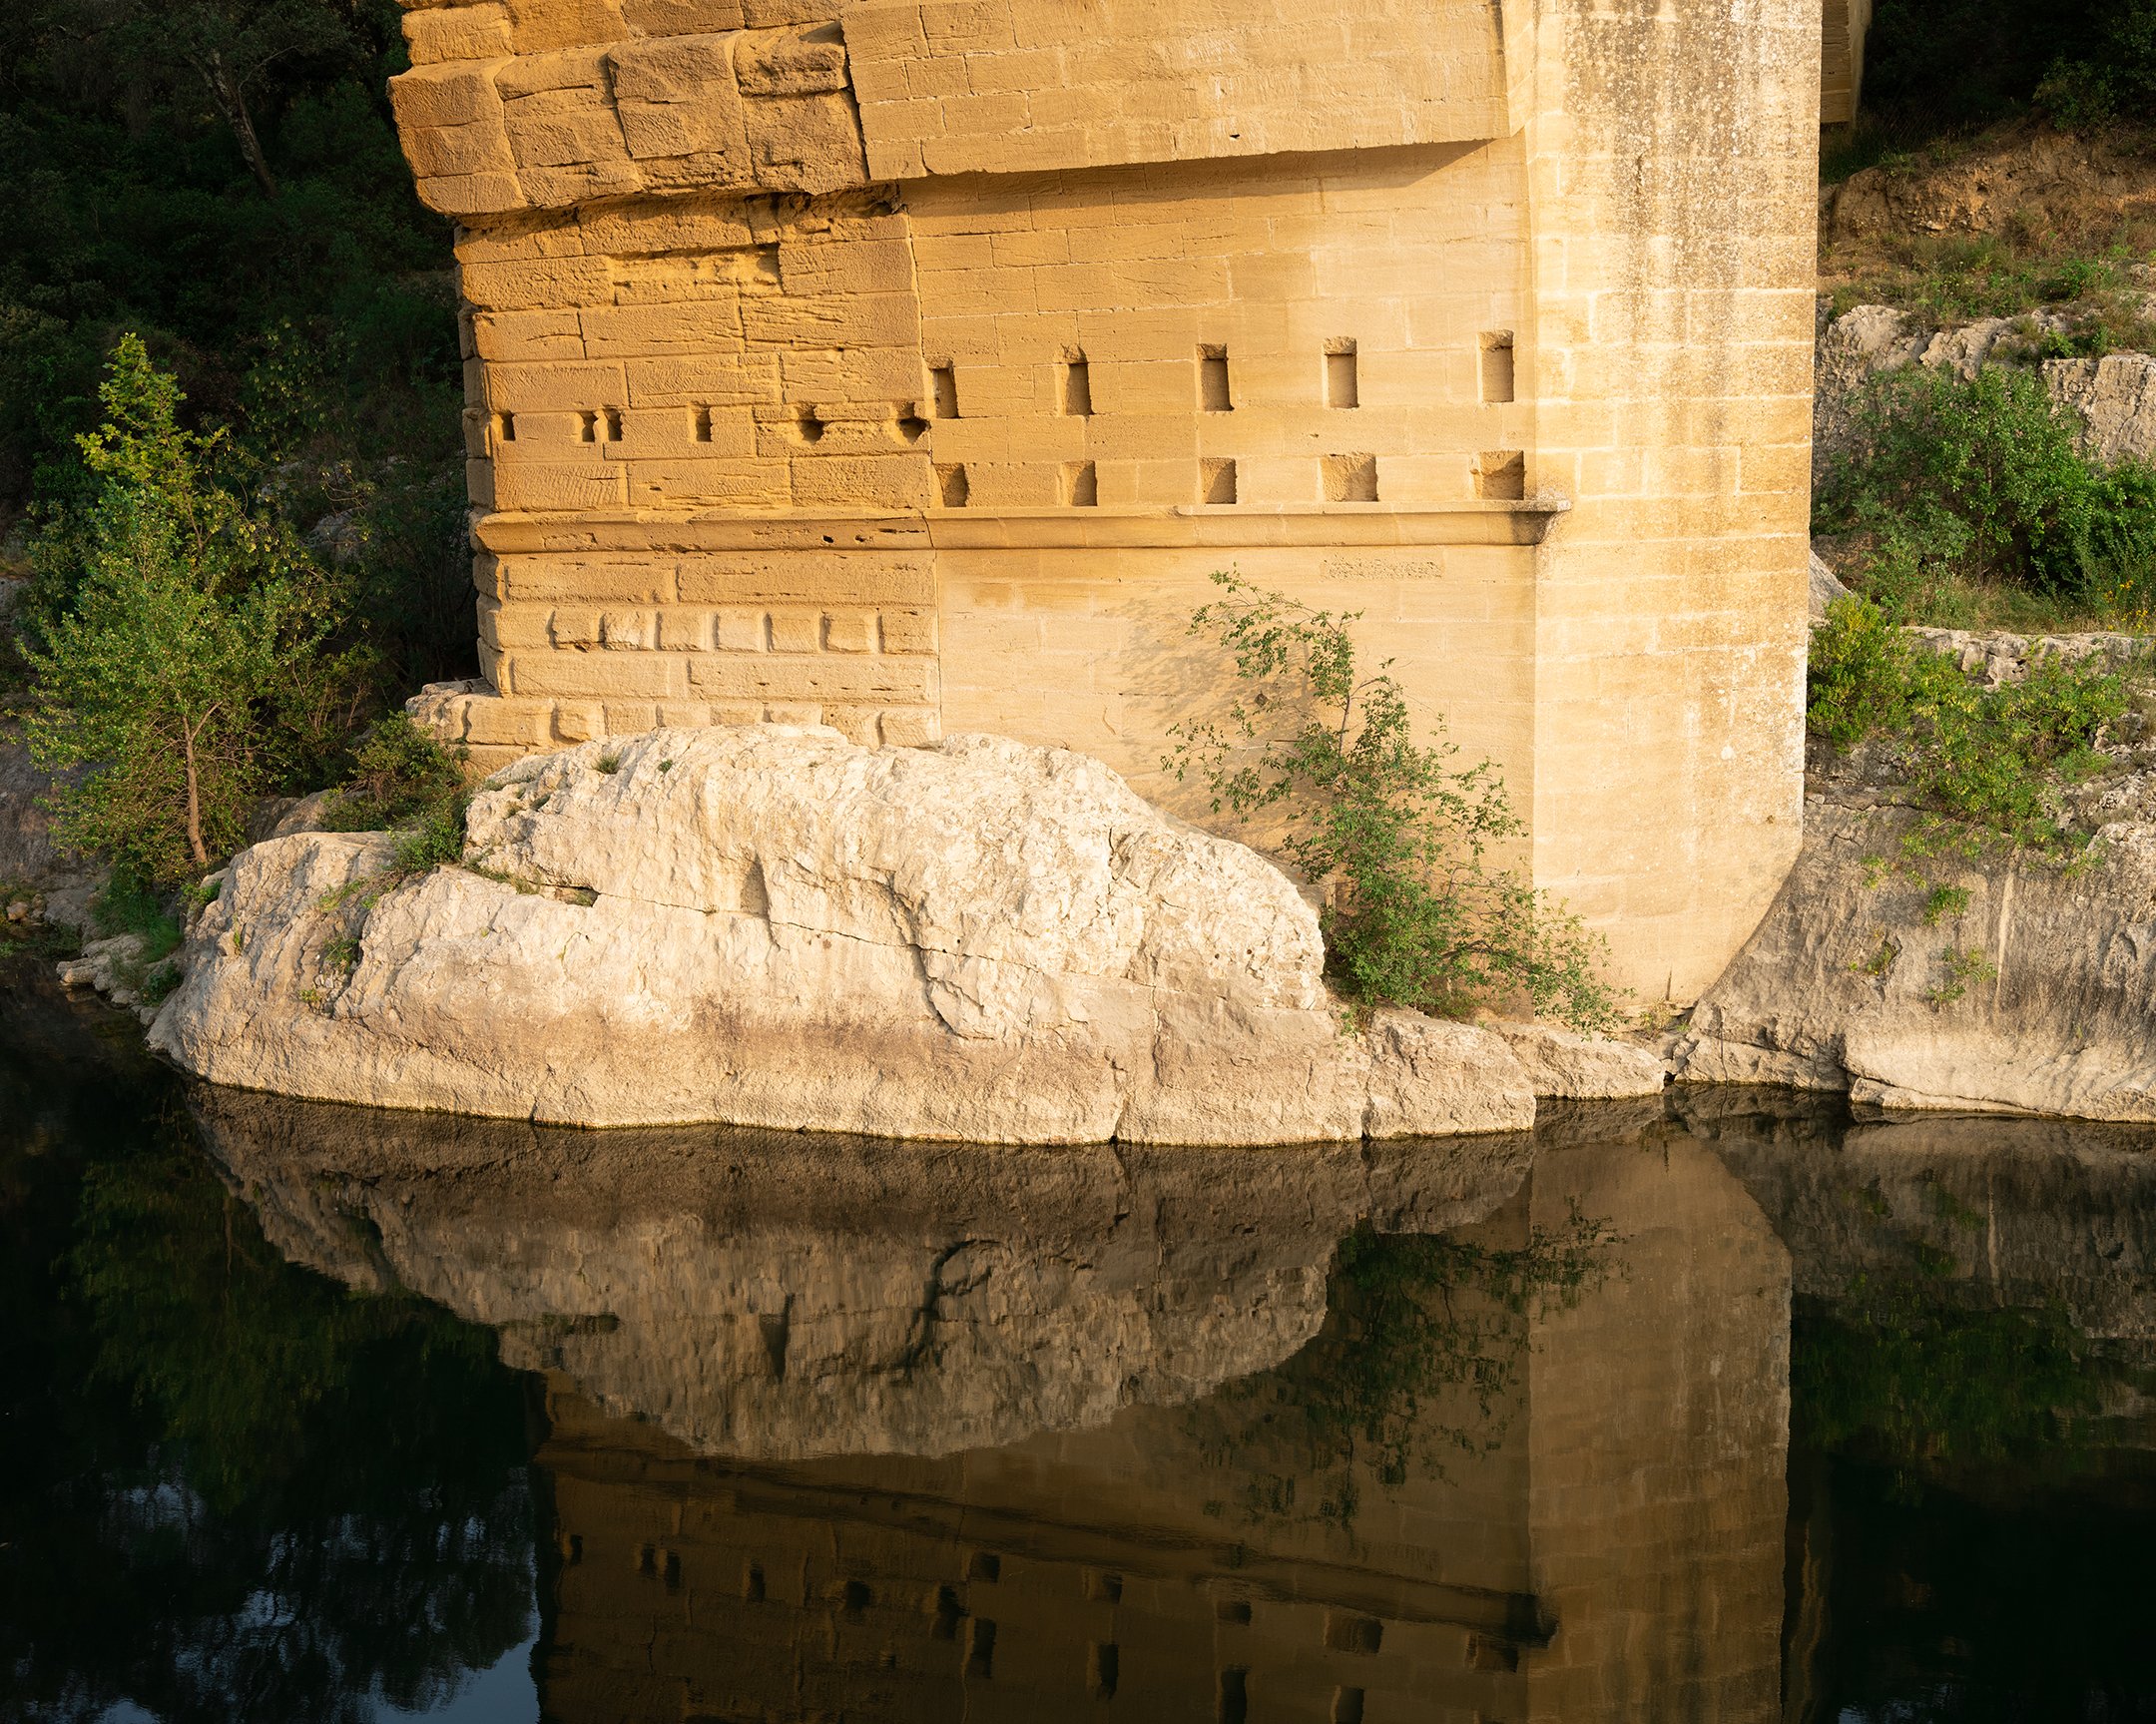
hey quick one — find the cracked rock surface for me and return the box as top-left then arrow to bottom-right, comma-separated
151,724 -> 1536,1142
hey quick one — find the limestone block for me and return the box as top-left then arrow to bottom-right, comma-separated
389,62 -> 511,131
734,22 -> 849,93
402,3 -> 516,63
742,92 -> 868,191
1486,1022 -> 1668,1099
404,115 -> 519,180
608,33 -> 751,163
413,170 -> 530,216
152,727 -> 1537,1141
502,0 -> 631,52
621,0 -> 748,31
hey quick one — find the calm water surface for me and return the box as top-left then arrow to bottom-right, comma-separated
4,960 -> 2154,1723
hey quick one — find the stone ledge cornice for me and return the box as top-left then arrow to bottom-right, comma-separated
474,500 -> 1571,555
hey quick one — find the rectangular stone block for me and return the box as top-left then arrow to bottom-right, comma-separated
401,3 -> 516,63
506,649 -> 683,698
820,610 -> 876,652
499,556 -> 675,603
684,654 -> 936,702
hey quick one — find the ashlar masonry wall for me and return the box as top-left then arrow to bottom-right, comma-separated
389,0 -> 1819,1002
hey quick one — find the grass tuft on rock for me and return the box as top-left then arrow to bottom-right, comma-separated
322,714 -> 468,873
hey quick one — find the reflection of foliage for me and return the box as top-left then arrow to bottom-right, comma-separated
0,1016 -> 536,1724
1794,1286 -> 2105,1490
1198,1205 -> 1618,1530
1304,1207 -> 1620,1486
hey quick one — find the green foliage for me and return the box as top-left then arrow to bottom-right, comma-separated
1818,365 -> 2156,622
1923,882 -> 1971,924
1829,235 -> 2156,365
392,799 -> 467,873
92,870 -> 186,962
323,713 -> 463,829
0,0 -> 461,501
2035,1 -> 2156,128
1809,596 -> 2134,855
0,0 -> 475,726
1927,943 -> 1999,1005
319,713 -> 469,880
1851,934 -> 1901,979
1856,0 -> 2156,137
1167,574 -> 1618,1030
23,339 -> 330,884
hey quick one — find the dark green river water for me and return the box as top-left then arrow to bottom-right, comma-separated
3,958 -> 2154,1723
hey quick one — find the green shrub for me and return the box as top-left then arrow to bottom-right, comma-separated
1809,595 -> 2134,855
1167,574 -> 1618,1031
1819,365 -> 2156,624
391,799 -> 467,874
90,870 -> 184,965
320,713 -> 469,873
24,339 -> 331,886
323,714 -> 465,831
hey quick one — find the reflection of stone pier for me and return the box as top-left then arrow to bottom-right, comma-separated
195,1093 -> 1791,1722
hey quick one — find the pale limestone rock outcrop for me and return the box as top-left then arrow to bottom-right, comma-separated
2044,351 -> 2156,465
1487,1021 -> 1668,1099
1808,550 -> 1850,621
1900,625 -> 2147,689
1814,301 -> 2156,472
192,1087 -> 1531,1458
151,725 -> 1535,1143
54,934 -> 162,1023
1675,798 -> 2156,1119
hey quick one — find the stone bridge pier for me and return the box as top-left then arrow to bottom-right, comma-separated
387,0 -> 1821,1001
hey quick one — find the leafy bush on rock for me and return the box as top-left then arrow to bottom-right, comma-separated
1809,594 -> 2133,856
1818,363 -> 2156,627
1168,574 -> 1617,1032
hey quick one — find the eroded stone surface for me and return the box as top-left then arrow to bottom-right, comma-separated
151,725 -> 1535,1142
1487,1021 -> 1668,1099
1675,799 -> 2156,1121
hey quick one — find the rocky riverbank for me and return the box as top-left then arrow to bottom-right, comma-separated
146,724 -> 1663,1144
1674,613 -> 2156,1118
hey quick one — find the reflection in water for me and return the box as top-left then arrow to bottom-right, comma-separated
10,961 -> 2156,1724
1701,1095 -> 2156,1722
0,968 -> 537,1724
192,1092 -> 1794,1724
193,1087 -> 1534,1461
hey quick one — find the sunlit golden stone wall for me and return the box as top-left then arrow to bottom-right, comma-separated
388,0 -> 1819,1003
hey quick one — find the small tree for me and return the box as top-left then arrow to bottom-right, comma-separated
25,336 -> 326,885
1167,573 -> 1618,1031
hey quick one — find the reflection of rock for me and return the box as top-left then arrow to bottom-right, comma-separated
155,726 -> 1535,1143
1697,1097 -> 2156,1339
513,1114 -> 1789,1724
193,1087 -> 1531,1460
